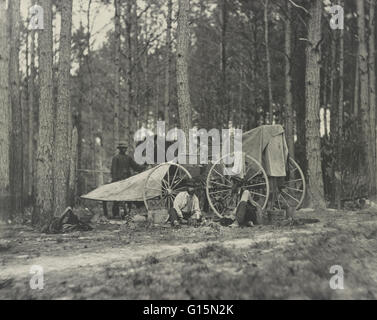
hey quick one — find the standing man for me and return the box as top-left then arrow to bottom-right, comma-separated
108,141 -> 143,218
168,180 -> 202,227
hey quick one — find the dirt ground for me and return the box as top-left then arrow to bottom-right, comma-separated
1,207 -> 377,300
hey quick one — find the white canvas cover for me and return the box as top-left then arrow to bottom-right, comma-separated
242,125 -> 288,177
81,165 -> 170,202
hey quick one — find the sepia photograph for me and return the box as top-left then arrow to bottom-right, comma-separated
0,0 -> 377,304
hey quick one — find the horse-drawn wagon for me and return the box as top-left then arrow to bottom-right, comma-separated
82,125 -> 306,219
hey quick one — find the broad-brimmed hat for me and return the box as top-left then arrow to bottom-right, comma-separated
117,141 -> 128,149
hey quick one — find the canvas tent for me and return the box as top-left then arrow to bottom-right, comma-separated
81,165 -> 169,202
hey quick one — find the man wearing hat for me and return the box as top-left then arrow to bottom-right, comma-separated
168,179 -> 202,227
109,141 -> 143,218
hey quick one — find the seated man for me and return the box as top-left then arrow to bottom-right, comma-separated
168,180 -> 201,227
230,190 -> 259,227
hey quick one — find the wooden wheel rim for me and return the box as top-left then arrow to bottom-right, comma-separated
206,154 -> 269,218
274,158 -> 306,210
143,162 -> 192,212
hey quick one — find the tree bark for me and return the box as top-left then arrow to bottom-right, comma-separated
369,0 -> 376,197
354,47 -> 360,117
220,0 -> 228,126
357,0 -> 372,197
54,0 -> 73,216
114,0 -> 121,151
28,25 -> 36,201
329,32 -> 337,142
177,0 -> 193,140
68,127 -> 78,206
0,0 -> 10,220
264,0 -> 273,124
125,0 -> 132,144
335,0 -> 344,208
284,0 -> 294,157
86,0 -> 96,184
164,0 -> 173,131
24,24 -> 30,203
35,0 -> 54,226
131,0 -> 139,144
75,23 -> 85,197
305,0 -> 326,209
9,0 -> 23,218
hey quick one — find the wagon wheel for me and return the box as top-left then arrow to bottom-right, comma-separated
143,163 -> 192,220
206,154 -> 269,218
273,158 -> 306,210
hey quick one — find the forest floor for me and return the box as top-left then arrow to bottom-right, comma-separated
1,207 -> 377,299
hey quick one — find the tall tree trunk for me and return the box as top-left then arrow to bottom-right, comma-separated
24,25 -> 30,204
354,47 -> 360,117
54,0 -> 73,216
68,127 -> 78,206
329,32 -> 337,142
143,43 -> 149,128
369,0 -> 376,197
9,0 -> 23,219
264,0 -> 273,124
284,0 -> 294,157
305,0 -> 326,209
95,120 -> 104,187
75,23 -> 85,197
335,0 -> 344,208
0,0 -> 10,220
220,0 -> 228,126
237,67 -> 243,129
177,0 -> 193,141
294,18 -> 307,173
35,0 -> 54,226
114,0 -> 121,150
86,0 -> 95,183
131,0 -> 139,144
28,27 -> 36,201
357,0 -> 372,197
155,74 -> 160,124
125,0 -> 132,144
323,57 -> 328,138
164,0 -> 173,131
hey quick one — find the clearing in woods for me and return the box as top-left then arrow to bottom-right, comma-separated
1,209 -> 377,299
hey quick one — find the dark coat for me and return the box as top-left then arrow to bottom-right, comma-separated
111,153 -> 141,182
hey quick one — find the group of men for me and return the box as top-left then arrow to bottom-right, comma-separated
105,141 -> 259,228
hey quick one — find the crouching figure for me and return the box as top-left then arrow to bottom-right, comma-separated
230,190 -> 260,227
168,180 -> 201,227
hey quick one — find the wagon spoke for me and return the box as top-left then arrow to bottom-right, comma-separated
280,193 -> 290,207
213,167 -> 233,185
171,177 -> 184,189
282,190 -> 300,203
171,187 -> 186,194
163,177 -> 171,189
249,190 -> 267,198
246,170 -> 262,182
210,180 -> 232,188
284,186 -> 303,193
209,189 -> 232,196
242,182 -> 267,189
171,167 -> 179,187
288,166 -> 298,173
